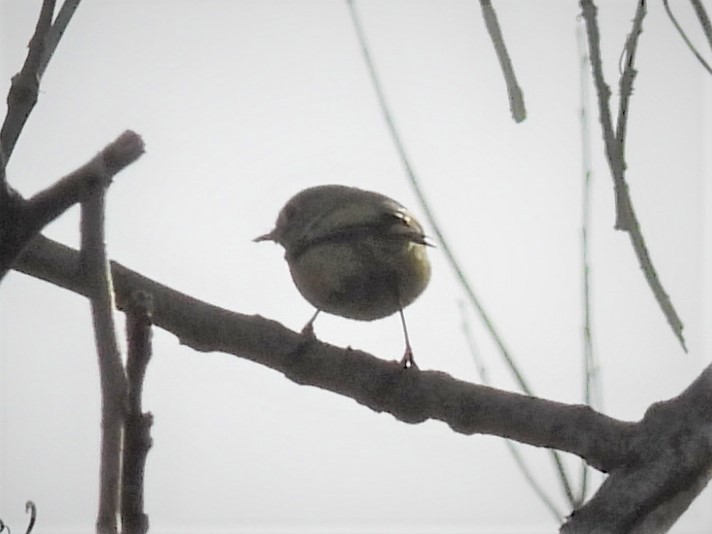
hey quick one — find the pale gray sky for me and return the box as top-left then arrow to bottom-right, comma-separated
1,0 -> 711,532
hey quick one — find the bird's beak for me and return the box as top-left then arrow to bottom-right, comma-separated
253,229 -> 276,243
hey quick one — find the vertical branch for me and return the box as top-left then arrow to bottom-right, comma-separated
38,0 -> 83,79
458,303 -> 564,521
346,0 -> 577,510
345,0 -> 533,397
121,291 -> 154,534
662,0 -> 712,75
576,18 -> 605,505
579,0 -> 626,228
81,176 -> 127,534
580,0 -> 687,352
615,0 -> 646,167
0,0 -> 81,163
0,0 -> 55,161
478,0 -> 527,122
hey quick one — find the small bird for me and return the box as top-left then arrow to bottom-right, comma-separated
255,184 -> 432,368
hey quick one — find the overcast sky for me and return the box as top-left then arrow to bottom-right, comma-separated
1,1 -> 711,532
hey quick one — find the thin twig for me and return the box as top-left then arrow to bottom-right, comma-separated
81,178 -> 127,534
345,0 -> 532,397
0,0 -> 55,161
615,2 -> 646,165
478,0 -> 526,122
24,501 -> 37,534
690,0 -> 712,53
580,0 -> 687,352
663,0 -> 712,75
38,0 -> 83,79
346,0 -> 577,509
459,302 -> 563,520
576,18 -> 605,505
121,291 -> 154,534
0,0 -> 82,164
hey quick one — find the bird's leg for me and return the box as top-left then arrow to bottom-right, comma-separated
398,307 -> 418,369
301,309 -> 321,338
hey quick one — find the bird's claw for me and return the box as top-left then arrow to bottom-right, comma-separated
399,348 -> 418,370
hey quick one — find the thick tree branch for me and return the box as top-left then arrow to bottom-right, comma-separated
9,235 -> 646,472
0,130 -> 144,280
561,367 -> 712,532
14,236 -> 712,529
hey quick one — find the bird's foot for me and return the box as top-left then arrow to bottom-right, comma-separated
300,321 -> 316,339
399,348 -> 418,370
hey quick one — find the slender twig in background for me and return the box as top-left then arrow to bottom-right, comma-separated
576,19 -> 605,505
24,502 -> 37,534
121,291 -> 154,534
477,0 -> 527,122
459,302 -> 563,521
81,180 -> 127,534
690,0 -> 712,52
663,0 -> 712,75
345,0 -> 532,398
346,0 -> 577,509
38,0 -> 83,79
580,0 -> 687,352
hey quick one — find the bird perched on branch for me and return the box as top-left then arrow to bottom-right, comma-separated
255,184 -> 432,368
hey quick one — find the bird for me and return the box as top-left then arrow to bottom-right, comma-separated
254,184 -> 432,368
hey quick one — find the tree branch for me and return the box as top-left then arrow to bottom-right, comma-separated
0,130 -> 144,280
121,290 -> 154,534
81,182 -> 127,534
14,236 -> 712,529
346,0 -> 576,505
561,367 -> 712,532
10,235 -> 644,472
662,0 -> 712,76
478,0 -> 527,122
0,0 -> 55,162
580,0 -> 687,352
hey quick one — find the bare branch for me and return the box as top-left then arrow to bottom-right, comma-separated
459,303 -> 564,520
0,0 -> 56,161
580,0 -> 687,352
15,235 -> 712,532
690,0 -> 712,54
663,0 -> 712,76
0,131 -> 144,280
478,0 -> 527,122
121,291 -> 154,534
38,0 -> 83,79
80,183 -> 127,534
15,235 -> 637,473
576,18 -> 602,505
346,0 -> 577,506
